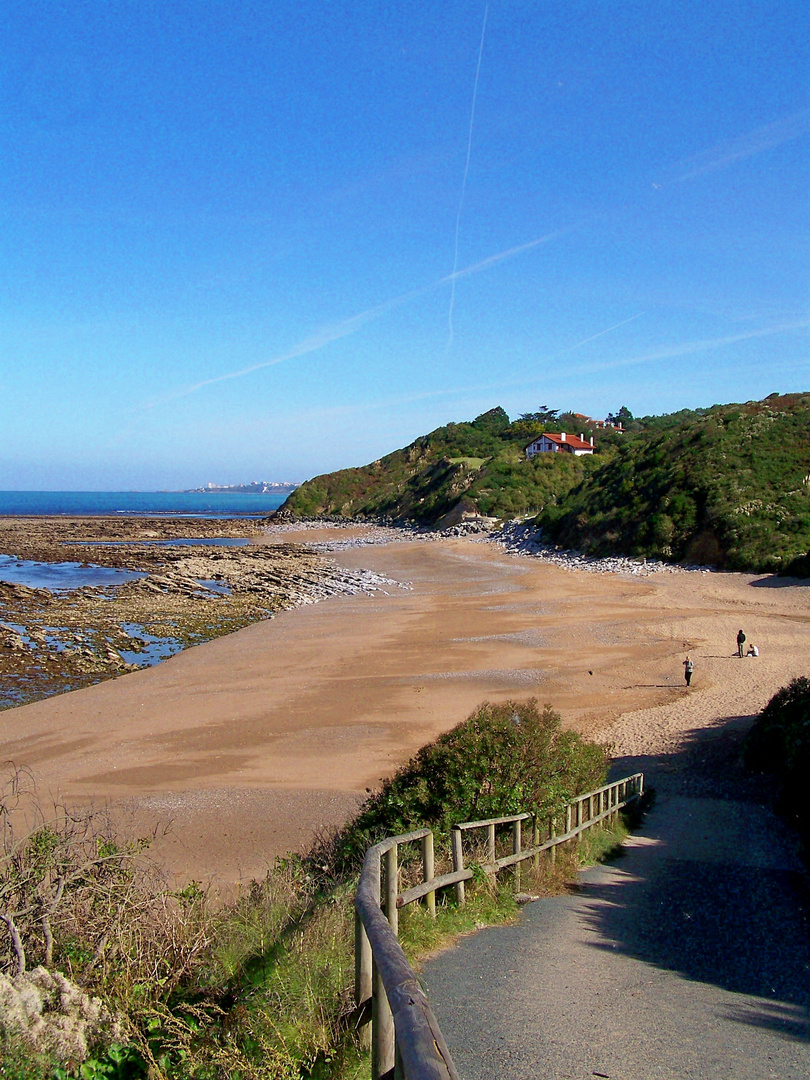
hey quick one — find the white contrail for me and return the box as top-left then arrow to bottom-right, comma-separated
578,318 -> 810,375
439,229 -> 571,286
508,309 -> 645,380
660,108 -> 810,186
447,5 -> 488,350
141,227 -> 566,410
560,312 -> 646,352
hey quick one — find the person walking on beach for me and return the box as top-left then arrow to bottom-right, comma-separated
737,629 -> 746,657
683,656 -> 694,687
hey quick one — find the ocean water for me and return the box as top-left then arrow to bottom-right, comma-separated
0,490 -> 290,518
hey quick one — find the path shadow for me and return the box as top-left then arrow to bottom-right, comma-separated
749,574 -> 810,589
593,716 -> 810,1042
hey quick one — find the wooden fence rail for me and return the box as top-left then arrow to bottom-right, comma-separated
354,772 -> 643,1080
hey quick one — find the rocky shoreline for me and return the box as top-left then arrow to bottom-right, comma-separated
481,521 -> 714,576
0,516 -> 404,710
264,515 -> 714,576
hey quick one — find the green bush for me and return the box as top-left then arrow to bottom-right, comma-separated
324,699 -> 609,875
745,677 -> 810,838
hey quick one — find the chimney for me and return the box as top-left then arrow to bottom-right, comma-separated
590,436 -> 594,446
580,433 -> 584,442
560,432 -> 566,441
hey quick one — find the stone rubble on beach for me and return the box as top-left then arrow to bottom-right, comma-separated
268,566 -> 411,608
266,515 -> 713,577
264,518 -> 435,553
479,521 -> 714,576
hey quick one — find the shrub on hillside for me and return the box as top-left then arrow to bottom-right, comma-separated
326,699 -> 609,874
745,677 -> 810,836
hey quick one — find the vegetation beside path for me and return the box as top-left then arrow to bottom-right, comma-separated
746,676 -> 810,846
0,701 -> 619,1080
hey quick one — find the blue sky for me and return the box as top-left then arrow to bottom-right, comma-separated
1,1 -> 807,489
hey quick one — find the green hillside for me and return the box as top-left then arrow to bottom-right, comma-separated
539,393 -> 810,573
281,393 -> 810,573
282,407 -> 602,524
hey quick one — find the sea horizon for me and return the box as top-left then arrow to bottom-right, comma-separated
0,490 -> 291,518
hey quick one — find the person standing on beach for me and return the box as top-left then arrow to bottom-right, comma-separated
683,656 -> 694,687
737,629 -> 746,657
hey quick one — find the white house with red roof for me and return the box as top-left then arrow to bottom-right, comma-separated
525,431 -> 594,458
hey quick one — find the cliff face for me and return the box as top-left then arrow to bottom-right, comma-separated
281,394 -> 810,573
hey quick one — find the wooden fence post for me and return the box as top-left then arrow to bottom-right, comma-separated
550,816 -> 557,866
371,852 -> 395,1080
372,955 -> 394,1080
487,822 -> 496,866
532,816 -> 540,872
512,819 -> 522,892
451,827 -> 465,905
385,844 -> 399,938
354,910 -> 372,1050
422,831 -> 435,918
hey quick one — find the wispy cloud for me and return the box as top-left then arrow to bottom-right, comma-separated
507,311 -> 647,382
398,318 -> 810,406
558,312 -> 646,353
142,228 -> 570,410
225,317 -> 810,436
665,108 -> 810,185
578,318 -> 810,375
439,231 -> 570,285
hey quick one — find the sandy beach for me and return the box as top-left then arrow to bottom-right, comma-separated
1,523 -> 807,887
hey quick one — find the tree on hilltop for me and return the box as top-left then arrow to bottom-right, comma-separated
519,405 -> 559,424
606,405 -> 634,425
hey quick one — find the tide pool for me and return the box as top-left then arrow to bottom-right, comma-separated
0,553 -> 145,591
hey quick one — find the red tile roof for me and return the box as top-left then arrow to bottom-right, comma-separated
527,432 -> 593,451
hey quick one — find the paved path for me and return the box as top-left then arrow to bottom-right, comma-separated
422,720 -> 810,1079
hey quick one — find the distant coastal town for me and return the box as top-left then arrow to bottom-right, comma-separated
183,481 -> 300,494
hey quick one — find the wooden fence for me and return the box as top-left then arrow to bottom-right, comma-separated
353,772 -> 644,1080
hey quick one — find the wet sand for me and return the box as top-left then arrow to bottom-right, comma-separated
0,526 -> 807,887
